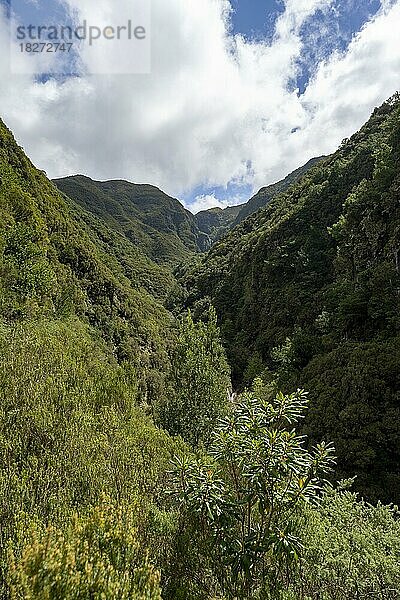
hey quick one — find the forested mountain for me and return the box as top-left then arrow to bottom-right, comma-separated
178,94 -> 400,503
193,157 -> 324,245
0,116 -> 231,599
1,97 -> 400,600
0,120 -> 179,370
0,115 -> 172,596
233,156 -> 325,225
54,175 -> 209,263
54,159 -> 324,258
194,204 -> 242,244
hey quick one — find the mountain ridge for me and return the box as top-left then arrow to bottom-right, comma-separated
192,156 -> 325,244
233,156 -> 326,225
177,94 -> 400,503
1,94 -> 400,598
54,157 -> 325,254
0,116 -> 175,395
54,174 -> 209,263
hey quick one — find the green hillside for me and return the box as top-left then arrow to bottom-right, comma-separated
0,116 -> 175,597
54,175 -> 208,263
0,116 -> 233,599
0,116 -> 184,408
194,205 -> 242,246
53,159 -> 323,259
233,156 -> 325,225
63,196 -> 176,300
1,100 -> 400,599
179,95 -> 400,503
192,157 -> 324,246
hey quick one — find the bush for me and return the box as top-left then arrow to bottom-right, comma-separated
8,496 -> 162,600
158,308 -> 231,447
170,380 -> 335,599
286,486 -> 400,600
0,319 -> 182,597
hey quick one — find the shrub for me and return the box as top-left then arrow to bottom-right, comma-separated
8,496 -> 162,600
170,380 -> 335,599
286,486 -> 400,600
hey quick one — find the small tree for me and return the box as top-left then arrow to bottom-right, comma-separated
161,308 -> 231,447
171,379 -> 335,599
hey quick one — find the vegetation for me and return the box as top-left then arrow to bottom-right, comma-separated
194,205 -> 242,246
156,308 -> 231,447
178,94 -> 400,503
289,489 -> 400,600
65,196 -> 177,301
192,158 -> 324,247
0,117 -> 180,597
54,160 -> 324,259
167,380 -> 399,599
232,156 -> 325,226
8,497 -> 162,600
1,96 -> 400,599
54,175 -> 208,264
171,381 -> 336,599
0,320 -> 179,596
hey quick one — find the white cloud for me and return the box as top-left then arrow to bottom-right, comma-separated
276,0 -> 334,38
190,193 -> 232,214
0,0 -> 399,209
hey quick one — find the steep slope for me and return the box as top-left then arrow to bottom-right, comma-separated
234,156 -> 325,225
54,175 -> 208,264
0,118 -> 174,399
180,95 -> 400,503
0,117 -> 189,597
64,197 -> 175,300
194,205 -> 242,245
55,161 -> 323,262
192,157 -> 324,246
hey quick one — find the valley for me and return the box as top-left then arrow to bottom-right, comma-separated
0,95 -> 399,599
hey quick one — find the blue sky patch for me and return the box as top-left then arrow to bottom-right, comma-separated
185,0 -> 384,208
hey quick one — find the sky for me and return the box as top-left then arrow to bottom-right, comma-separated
0,0 -> 399,213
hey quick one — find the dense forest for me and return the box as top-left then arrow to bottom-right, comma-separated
177,94 -> 400,505
0,96 -> 399,599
